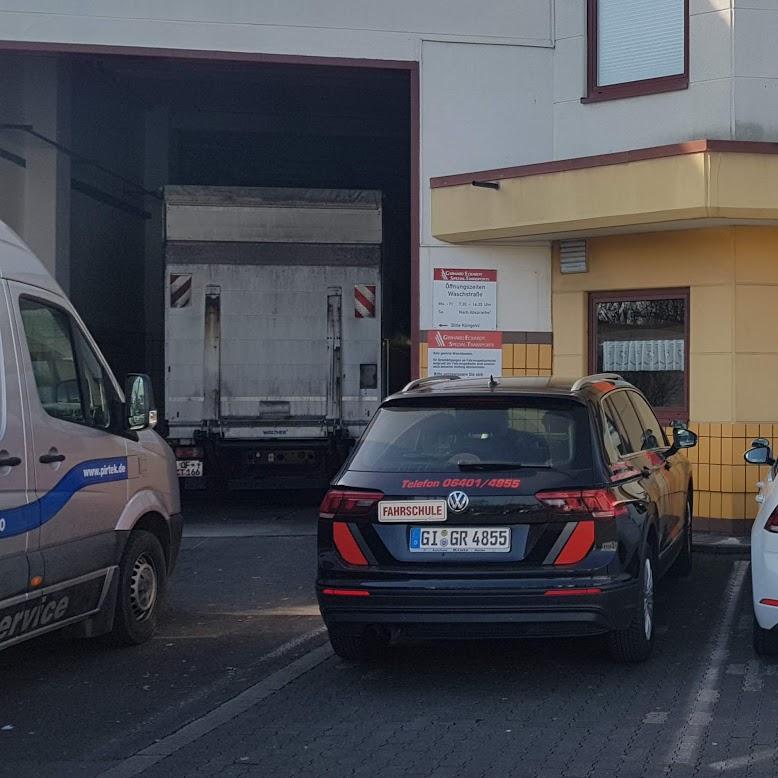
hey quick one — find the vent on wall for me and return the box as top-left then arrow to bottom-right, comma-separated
559,240 -> 588,274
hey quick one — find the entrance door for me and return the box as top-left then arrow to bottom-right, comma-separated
0,281 -> 37,605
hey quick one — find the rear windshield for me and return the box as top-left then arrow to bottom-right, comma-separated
348,398 -> 594,474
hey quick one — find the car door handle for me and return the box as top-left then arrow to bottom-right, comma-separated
0,456 -> 21,467
39,453 -> 66,464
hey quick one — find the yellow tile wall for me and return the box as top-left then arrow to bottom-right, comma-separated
682,421 -> 776,521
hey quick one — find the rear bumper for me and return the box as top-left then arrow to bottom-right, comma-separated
750,537 -> 778,630
317,578 -> 639,638
177,436 -> 353,491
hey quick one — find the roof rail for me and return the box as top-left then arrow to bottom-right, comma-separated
570,373 -> 623,392
401,374 -> 461,393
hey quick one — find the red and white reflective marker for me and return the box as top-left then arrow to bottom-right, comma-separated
354,284 -> 376,318
170,273 -> 192,308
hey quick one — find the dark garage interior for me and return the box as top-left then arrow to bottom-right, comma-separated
55,54 -> 413,400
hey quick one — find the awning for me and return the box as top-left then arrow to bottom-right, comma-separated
430,140 -> 778,243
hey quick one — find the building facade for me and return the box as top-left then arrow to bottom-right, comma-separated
0,1 -> 776,531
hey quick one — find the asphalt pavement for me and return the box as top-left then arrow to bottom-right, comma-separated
0,496 -> 774,778
0,494 -> 325,777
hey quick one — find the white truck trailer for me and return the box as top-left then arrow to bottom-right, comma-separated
163,186 -> 383,490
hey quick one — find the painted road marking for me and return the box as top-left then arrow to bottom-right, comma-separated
710,747 -> 778,772
666,560 -> 749,767
99,629 -> 330,778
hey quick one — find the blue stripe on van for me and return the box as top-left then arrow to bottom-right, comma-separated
0,457 -> 128,539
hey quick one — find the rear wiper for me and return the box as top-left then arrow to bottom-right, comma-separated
456,462 -> 553,472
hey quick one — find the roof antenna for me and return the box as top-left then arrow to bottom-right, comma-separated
489,374 -> 498,389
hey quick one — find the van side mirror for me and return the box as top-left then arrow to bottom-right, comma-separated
667,424 -> 697,456
745,439 -> 775,466
125,374 -> 157,431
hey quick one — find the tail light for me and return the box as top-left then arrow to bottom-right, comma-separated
175,446 -> 204,459
535,488 -> 628,519
319,488 -> 384,519
764,507 -> 778,533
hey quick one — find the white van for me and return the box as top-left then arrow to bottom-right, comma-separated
0,221 -> 182,650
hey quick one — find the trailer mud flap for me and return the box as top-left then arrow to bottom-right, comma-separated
0,568 -> 114,650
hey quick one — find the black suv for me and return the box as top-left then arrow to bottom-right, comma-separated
317,374 -> 697,663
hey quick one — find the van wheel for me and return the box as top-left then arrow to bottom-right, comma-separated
668,498 -> 693,578
607,551 -> 656,663
108,530 -> 166,646
753,615 -> 778,656
328,625 -> 388,661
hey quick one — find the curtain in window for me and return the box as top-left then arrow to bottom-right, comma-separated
601,339 -> 685,372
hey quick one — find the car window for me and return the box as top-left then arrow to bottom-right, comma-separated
20,299 -> 85,424
628,391 -> 667,450
601,397 -> 631,460
606,391 -> 646,456
72,326 -> 112,429
19,298 -> 112,429
347,399 -> 593,475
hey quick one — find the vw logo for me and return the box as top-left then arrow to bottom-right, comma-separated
447,491 -> 470,513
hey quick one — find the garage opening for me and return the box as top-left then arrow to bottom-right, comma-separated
0,51 -> 413,489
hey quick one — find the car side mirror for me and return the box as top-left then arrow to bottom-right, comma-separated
745,439 -> 775,466
125,373 -> 157,431
667,424 -> 697,456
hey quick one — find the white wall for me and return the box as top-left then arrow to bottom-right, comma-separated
419,245 -> 552,334
418,39 -> 555,334
733,2 -> 778,140
420,40 -> 554,245
0,1 -> 552,62
552,0 -> 734,159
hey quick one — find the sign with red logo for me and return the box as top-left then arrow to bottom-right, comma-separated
428,330 -> 502,378
432,267 -> 497,330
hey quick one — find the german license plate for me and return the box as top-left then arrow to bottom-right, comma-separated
176,460 -> 203,478
378,500 -> 447,523
409,526 -> 511,553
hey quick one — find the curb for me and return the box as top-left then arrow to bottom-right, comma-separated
692,539 -> 750,556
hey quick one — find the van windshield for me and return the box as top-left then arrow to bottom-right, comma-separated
348,398 -> 594,475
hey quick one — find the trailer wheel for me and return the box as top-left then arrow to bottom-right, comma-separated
108,530 -> 167,646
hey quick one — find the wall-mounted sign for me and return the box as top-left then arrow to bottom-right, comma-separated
428,331 -> 502,378
432,268 -> 497,330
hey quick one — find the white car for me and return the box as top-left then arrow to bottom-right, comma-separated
746,438 -> 778,655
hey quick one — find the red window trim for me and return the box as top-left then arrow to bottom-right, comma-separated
584,0 -> 690,104
588,288 -> 690,425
